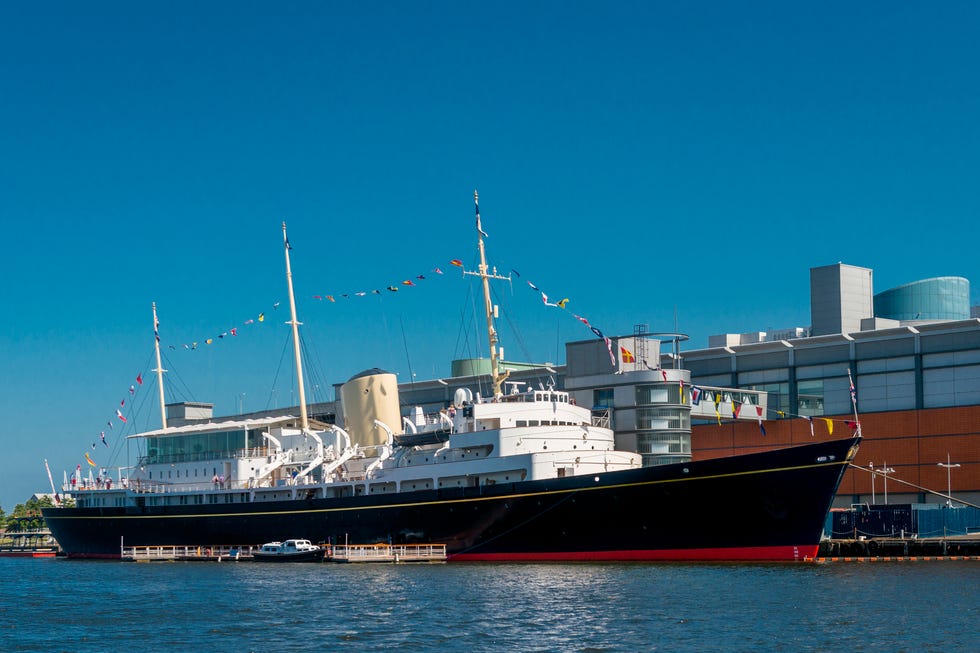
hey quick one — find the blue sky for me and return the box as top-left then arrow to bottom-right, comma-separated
2,2 -> 978,508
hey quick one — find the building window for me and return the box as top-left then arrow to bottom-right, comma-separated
797,380 -> 825,416
636,407 -> 690,430
745,382 -> 790,416
593,388 -> 614,408
636,385 -> 670,405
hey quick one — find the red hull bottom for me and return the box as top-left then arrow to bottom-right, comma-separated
450,544 -> 820,563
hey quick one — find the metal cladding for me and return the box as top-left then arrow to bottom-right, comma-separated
340,368 -> 402,448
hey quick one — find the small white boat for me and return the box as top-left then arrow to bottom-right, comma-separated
252,539 -> 325,562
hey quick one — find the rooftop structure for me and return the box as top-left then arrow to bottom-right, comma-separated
874,276 -> 970,323
810,263 -> 874,337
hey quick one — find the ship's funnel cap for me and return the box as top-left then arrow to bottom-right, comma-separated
348,368 -> 393,382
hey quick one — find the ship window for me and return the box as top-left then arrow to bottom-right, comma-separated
516,420 -> 527,427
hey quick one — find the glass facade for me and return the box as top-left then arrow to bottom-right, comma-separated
145,428 -> 264,464
634,383 -> 691,466
874,277 -> 970,321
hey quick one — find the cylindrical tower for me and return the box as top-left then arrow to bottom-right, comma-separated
340,369 -> 403,448
874,276 -> 970,322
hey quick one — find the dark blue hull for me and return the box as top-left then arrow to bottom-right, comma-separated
44,436 -> 859,561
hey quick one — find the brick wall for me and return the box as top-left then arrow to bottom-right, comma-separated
692,405 -> 980,497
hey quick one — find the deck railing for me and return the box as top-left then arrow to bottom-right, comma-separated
123,544 -> 256,560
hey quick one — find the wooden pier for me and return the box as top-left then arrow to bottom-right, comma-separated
327,543 -> 447,563
120,543 -> 447,563
122,544 -> 254,562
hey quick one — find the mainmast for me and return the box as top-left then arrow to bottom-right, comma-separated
283,222 -> 310,431
152,302 -> 167,429
464,191 -> 511,399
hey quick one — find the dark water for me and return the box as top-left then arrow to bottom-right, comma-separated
1,559 -> 976,652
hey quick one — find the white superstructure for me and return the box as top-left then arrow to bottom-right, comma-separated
68,200 -> 640,510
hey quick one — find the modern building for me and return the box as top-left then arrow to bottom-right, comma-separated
677,264 -> 979,510
680,320 -> 980,508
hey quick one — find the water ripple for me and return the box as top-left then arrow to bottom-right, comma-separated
0,559 -> 976,652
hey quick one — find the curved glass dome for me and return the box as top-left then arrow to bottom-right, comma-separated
873,276 -> 970,321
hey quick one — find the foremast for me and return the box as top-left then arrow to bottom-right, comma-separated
463,190 -> 511,400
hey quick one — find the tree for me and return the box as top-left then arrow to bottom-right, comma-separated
8,496 -> 55,531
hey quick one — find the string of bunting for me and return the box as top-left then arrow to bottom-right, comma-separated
165,301 -> 282,351
309,258 -> 465,302
73,370 -> 145,486
519,274 -> 619,367
162,258 -> 468,352
688,385 -> 860,437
